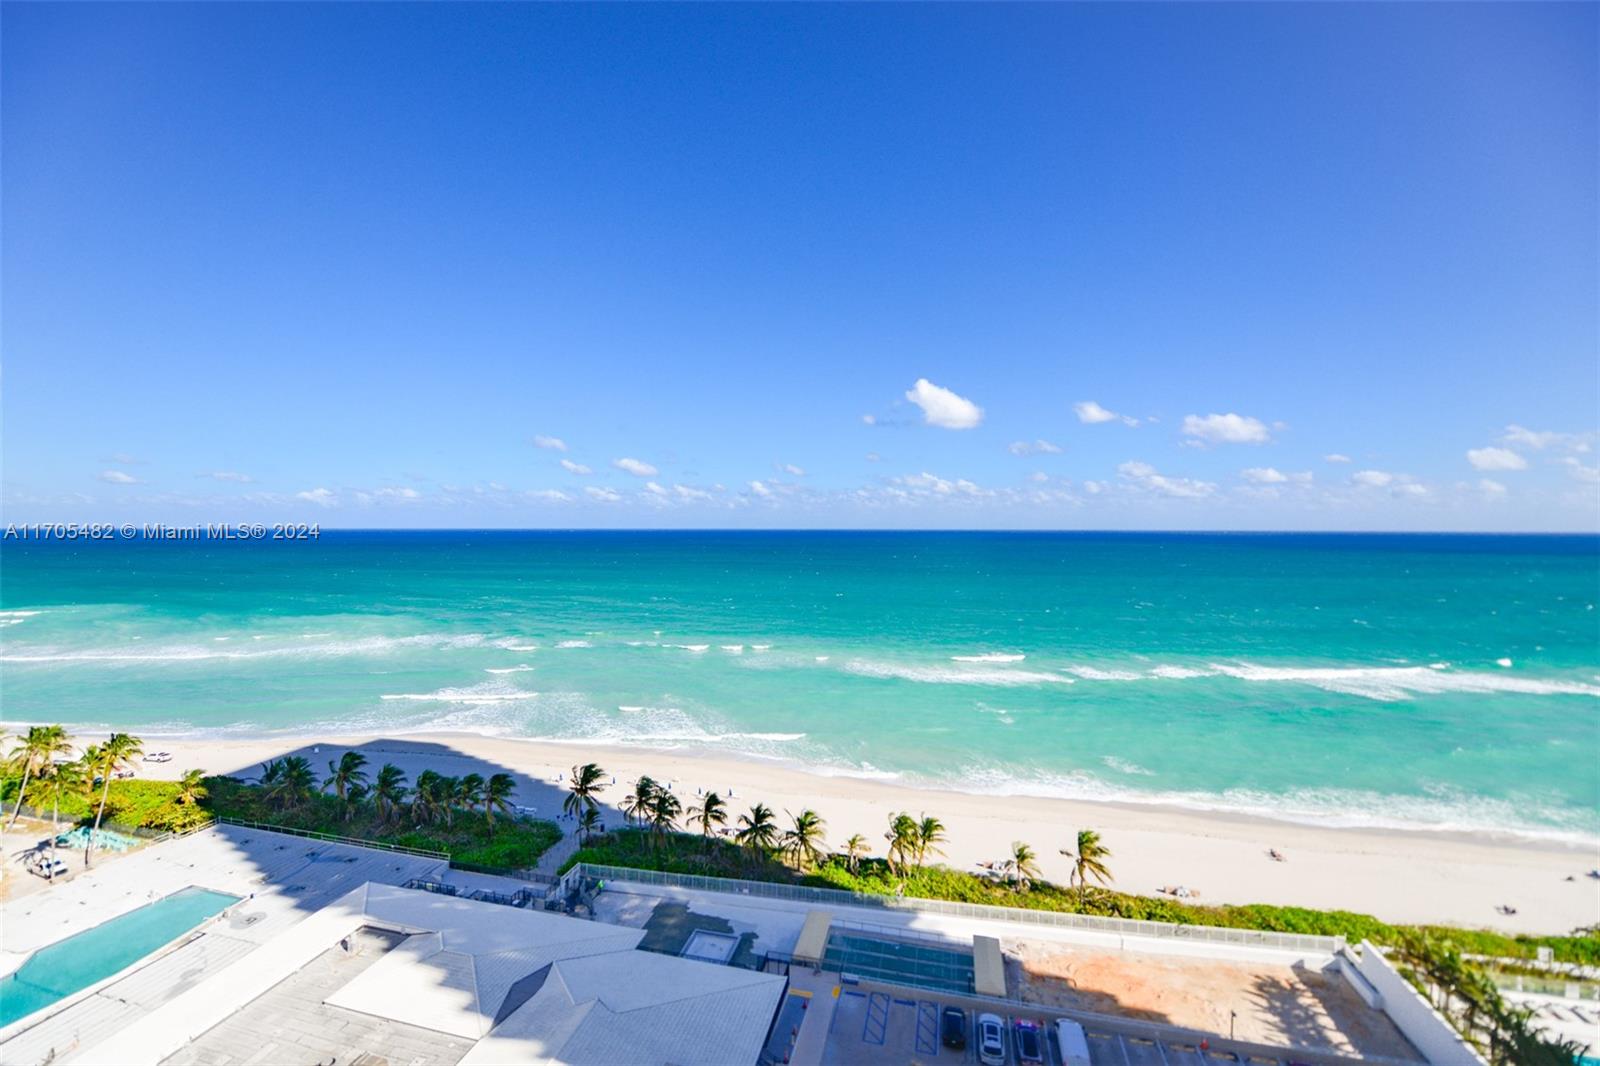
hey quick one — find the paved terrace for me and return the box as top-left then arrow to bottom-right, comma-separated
0,824 -> 447,1066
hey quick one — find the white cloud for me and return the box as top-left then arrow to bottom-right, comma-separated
780,463 -> 806,477
1352,470 -> 1394,487
613,457 -> 658,477
1008,439 -> 1062,456
203,471 -> 254,483
98,470 -> 139,484
1478,479 -> 1507,497
584,486 -> 621,502
1560,457 -> 1600,484
891,472 -> 987,497
644,481 -> 668,496
1240,467 -> 1313,486
296,487 -> 337,506
905,378 -> 983,430
673,484 -> 713,502
1466,446 -> 1526,471
1028,471 -> 1050,483
533,435 -> 568,452
1394,483 -> 1429,498
1117,461 -> 1216,498
106,452 -> 142,465
861,414 -> 877,426
527,489 -> 572,502
1073,400 -> 1138,427
1182,412 -> 1271,445
560,459 -> 592,475
1324,453 -> 1352,464
1503,425 -> 1593,453
354,487 -> 422,505
865,452 -> 881,463
749,480 -> 773,498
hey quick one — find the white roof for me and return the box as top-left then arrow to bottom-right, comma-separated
460,948 -> 786,1066
325,884 -> 646,1039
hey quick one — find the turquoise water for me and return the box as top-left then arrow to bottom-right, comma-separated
2,531 -> 1597,841
0,886 -> 239,1026
53,827 -> 139,853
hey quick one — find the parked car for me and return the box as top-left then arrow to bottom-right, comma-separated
940,1006 -> 968,1049
29,855 -> 70,879
977,1012 -> 1007,1066
1014,1019 -> 1044,1063
1056,1019 -> 1092,1066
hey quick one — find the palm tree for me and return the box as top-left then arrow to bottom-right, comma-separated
259,758 -> 284,790
686,791 -> 728,848
7,725 -> 74,829
782,809 -> 828,872
84,732 -> 143,864
885,812 -> 920,877
622,775 -> 657,825
915,814 -> 946,868
564,762 -> 607,819
38,760 -> 85,881
437,776 -> 461,828
457,774 -> 485,819
268,756 -> 316,810
734,802 -> 780,861
176,768 -> 208,806
647,789 -> 681,848
1066,829 -> 1114,902
412,770 -> 445,825
326,745 -> 372,806
1000,841 -> 1040,892
483,773 -> 515,831
373,764 -> 409,824
577,805 -> 602,843
843,833 -> 869,874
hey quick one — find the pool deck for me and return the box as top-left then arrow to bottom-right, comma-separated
0,824 -> 448,1065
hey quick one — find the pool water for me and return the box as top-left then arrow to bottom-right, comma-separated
822,931 -> 975,995
0,886 -> 239,1027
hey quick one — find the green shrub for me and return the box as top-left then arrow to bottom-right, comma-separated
564,828 -> 1599,965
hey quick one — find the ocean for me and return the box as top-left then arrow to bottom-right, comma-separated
2,531 -> 1596,842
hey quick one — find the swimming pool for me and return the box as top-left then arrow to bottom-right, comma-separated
0,886 -> 239,1027
822,931 -> 975,995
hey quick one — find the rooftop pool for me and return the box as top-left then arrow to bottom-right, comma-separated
0,885 -> 239,1027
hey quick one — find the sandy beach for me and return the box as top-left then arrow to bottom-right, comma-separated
122,730 -> 1599,936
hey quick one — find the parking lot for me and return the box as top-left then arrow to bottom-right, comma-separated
818,981 -> 1369,1065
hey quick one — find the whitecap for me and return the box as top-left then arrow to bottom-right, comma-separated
484,665 -> 535,674
557,640 -> 592,649
381,682 -> 535,703
1102,755 -> 1154,776
751,644 -> 772,651
1149,665 -> 1213,680
1496,657 -> 1513,668
667,644 -> 710,653
843,659 -> 1074,687
1206,661 -> 1598,701
1065,666 -> 1142,682
720,644 -> 745,654
950,653 -> 1025,663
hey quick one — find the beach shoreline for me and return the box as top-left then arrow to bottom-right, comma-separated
101,727 -> 1600,936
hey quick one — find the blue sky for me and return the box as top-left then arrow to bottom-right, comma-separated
3,3 -> 1596,531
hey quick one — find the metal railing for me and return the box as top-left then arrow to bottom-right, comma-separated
564,862 -> 1346,954
215,816 -> 450,860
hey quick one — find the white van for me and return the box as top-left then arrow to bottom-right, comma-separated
1055,1019 -> 1091,1066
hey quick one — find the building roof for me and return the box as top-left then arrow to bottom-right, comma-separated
459,947 -> 787,1066
325,884 -> 646,1039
